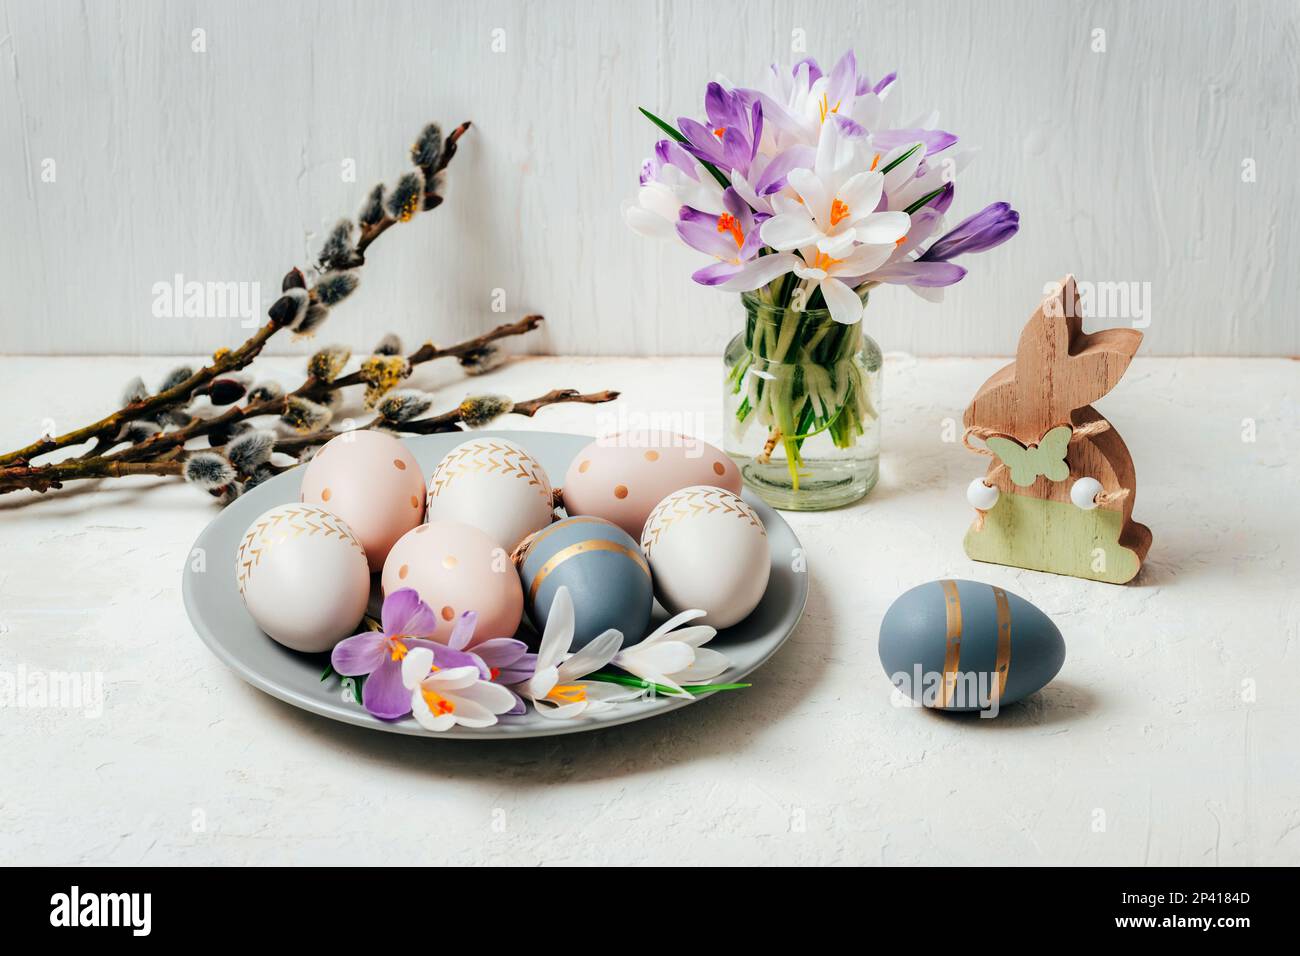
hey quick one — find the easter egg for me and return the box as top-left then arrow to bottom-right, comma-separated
561,431 -> 742,538
640,486 -> 769,629
300,430 -> 425,571
517,516 -> 653,649
236,504 -> 370,653
381,520 -> 523,643
878,579 -> 1066,711
425,437 -> 554,551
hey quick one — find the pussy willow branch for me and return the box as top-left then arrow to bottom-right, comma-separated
113,315 -> 545,464
0,459 -> 186,494
0,321 -> 280,471
253,389 -> 620,458
290,314 -> 543,405
0,389 -> 619,495
0,120 -> 474,473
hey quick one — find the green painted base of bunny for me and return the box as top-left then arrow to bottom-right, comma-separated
964,491 -> 1142,585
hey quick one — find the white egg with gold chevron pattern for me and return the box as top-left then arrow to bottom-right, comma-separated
640,485 -> 770,629
425,437 -> 555,551
236,504 -> 371,653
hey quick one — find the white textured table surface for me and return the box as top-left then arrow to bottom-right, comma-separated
1,353 -> 1297,866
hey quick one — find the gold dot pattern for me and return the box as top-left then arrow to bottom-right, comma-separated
394,459 -> 407,471
442,555 -> 458,569
713,461 -> 726,476
578,460 -> 591,473
410,495 -> 420,509
644,450 -> 659,461
398,564 -> 409,579
321,488 -> 332,502
614,485 -> 629,499
440,605 -> 455,621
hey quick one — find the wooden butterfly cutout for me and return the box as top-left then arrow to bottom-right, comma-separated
984,425 -> 1072,487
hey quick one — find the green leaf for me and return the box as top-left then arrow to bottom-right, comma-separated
637,106 -> 731,189
878,142 -> 921,176
638,106 -> 686,144
904,185 -> 949,215
587,672 -> 751,697
319,663 -> 335,682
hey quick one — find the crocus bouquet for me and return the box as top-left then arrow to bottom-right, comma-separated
626,51 -> 1018,494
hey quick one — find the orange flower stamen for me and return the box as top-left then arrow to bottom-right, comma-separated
713,127 -> 726,139
817,93 -> 841,124
830,199 -> 850,227
811,251 -> 842,272
870,152 -> 881,172
421,688 -> 456,716
389,638 -> 409,662
548,684 -> 588,704
716,212 -> 745,249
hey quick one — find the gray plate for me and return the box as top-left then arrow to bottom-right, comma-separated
182,430 -> 806,739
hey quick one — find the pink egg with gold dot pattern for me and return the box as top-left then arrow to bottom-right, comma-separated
561,431 -> 742,538
381,520 -> 524,643
300,430 -> 425,571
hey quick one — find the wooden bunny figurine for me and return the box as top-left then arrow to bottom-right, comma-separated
962,275 -> 1152,583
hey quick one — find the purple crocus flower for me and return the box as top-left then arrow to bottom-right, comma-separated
678,82 -> 763,176
331,588 -> 481,720
640,138 -> 699,186
676,186 -> 798,290
920,202 -> 1020,262
867,201 -> 1019,291
870,71 -> 897,96
792,56 -> 824,85
870,127 -> 958,156
444,610 -> 535,716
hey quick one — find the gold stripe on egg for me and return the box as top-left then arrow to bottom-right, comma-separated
939,579 -> 963,709
992,586 -> 1012,700
527,538 -> 651,606
517,515 -> 619,561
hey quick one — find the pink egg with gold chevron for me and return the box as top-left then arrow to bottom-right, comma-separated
236,504 -> 370,653
561,431 -> 742,538
300,430 -> 426,571
640,485 -> 769,629
425,437 -> 554,551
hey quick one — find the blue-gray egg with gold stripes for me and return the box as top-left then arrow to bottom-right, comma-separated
518,516 -> 653,649
879,579 -> 1064,711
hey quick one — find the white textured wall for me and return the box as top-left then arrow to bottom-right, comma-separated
0,0 -> 1296,357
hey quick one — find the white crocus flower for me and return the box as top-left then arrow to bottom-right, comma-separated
623,155 -> 726,240
761,119 -> 910,263
744,51 -> 901,154
520,587 -> 638,720
400,647 -> 518,732
787,241 -> 897,324
612,609 -> 730,698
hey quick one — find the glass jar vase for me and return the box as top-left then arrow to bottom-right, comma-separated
723,291 -> 882,510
